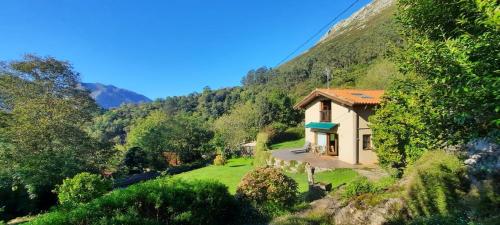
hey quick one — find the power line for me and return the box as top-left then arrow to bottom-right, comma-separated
275,0 -> 362,67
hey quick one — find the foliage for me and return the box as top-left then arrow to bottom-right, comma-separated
126,110 -> 171,170
342,177 -> 377,199
55,172 -> 112,206
213,101 -> 260,154
197,86 -> 243,119
341,176 -> 395,199
370,74 -> 436,175
255,91 -> 302,128
213,154 -> 226,166
356,59 -> 398,89
127,111 -> 213,169
0,172 -> 34,221
28,179 -> 236,225
236,167 -> 298,209
0,55 -> 111,216
253,131 -> 272,167
404,151 -> 468,218
123,146 -> 148,174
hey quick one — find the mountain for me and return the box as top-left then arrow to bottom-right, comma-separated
318,0 -> 394,43
80,83 -> 152,109
251,0 -> 400,100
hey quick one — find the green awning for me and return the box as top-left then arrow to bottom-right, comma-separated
305,122 -> 337,130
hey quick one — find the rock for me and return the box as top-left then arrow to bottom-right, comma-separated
333,197 -> 406,225
318,0 -> 395,44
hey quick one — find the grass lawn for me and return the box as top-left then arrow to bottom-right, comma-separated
174,157 -> 359,194
174,157 -> 254,194
270,138 -> 305,150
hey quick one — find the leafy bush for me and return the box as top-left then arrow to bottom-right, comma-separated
30,179 -> 236,225
404,151 -> 468,218
213,155 -> 226,166
236,167 -> 298,208
342,176 -> 395,199
342,177 -> 376,199
55,172 -> 112,205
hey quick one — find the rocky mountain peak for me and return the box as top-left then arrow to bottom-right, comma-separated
318,0 -> 394,44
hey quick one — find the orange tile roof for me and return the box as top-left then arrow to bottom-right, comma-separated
294,88 -> 384,109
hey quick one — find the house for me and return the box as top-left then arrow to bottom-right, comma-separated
294,89 -> 384,165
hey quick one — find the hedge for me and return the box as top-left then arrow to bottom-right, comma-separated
28,178 -> 236,225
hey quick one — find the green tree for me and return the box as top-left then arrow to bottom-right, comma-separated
126,111 -> 213,168
255,90 -> 302,128
396,0 -> 499,143
126,110 -> 170,170
371,0 -> 499,173
213,102 -> 260,153
0,55 -> 110,213
370,74 -> 436,175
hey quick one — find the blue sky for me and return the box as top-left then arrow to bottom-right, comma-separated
0,0 -> 371,99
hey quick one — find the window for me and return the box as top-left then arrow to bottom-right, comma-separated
362,134 -> 372,150
320,100 -> 331,122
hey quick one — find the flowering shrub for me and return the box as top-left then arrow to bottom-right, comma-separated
236,167 -> 297,208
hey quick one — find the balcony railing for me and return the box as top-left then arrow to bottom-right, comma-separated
320,110 -> 331,122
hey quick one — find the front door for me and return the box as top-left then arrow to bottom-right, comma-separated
326,133 -> 338,156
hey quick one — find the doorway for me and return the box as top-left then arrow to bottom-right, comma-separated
326,133 -> 338,156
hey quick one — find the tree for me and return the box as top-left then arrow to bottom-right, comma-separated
126,110 -> 170,170
255,90 -> 302,128
371,0 -> 499,173
370,74 -> 436,175
396,0 -> 499,144
126,111 -> 213,168
0,55 -> 110,213
213,102 -> 260,154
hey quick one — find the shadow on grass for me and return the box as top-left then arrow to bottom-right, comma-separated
229,164 -> 246,167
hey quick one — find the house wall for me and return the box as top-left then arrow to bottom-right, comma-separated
303,99 -> 378,165
355,106 -> 378,164
330,102 -> 356,164
304,99 -> 321,145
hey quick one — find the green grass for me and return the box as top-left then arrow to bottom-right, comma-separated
174,157 -> 359,194
270,138 -> 305,150
174,157 -> 254,194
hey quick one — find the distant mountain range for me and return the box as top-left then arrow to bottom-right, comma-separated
80,83 -> 152,109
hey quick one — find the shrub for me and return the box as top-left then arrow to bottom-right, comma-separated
404,151 -> 468,218
213,155 -> 226,166
236,167 -> 298,208
342,177 -> 376,199
30,179 -> 236,225
341,176 -> 395,199
55,172 -> 112,205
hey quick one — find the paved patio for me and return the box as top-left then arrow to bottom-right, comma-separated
271,149 -> 377,170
